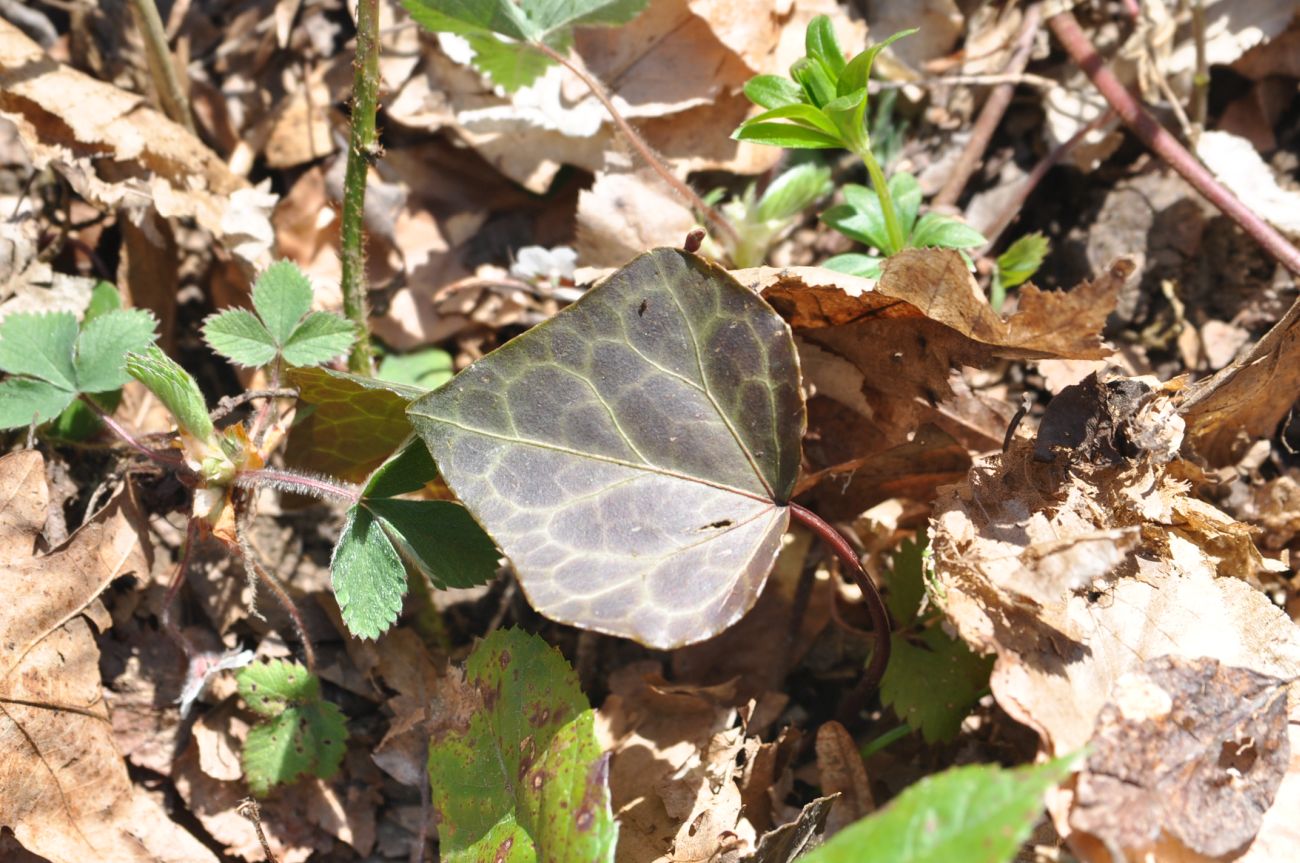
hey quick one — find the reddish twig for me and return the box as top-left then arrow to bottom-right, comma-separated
1048,10 -> 1300,276
78,394 -> 188,471
934,3 -> 1043,208
789,503 -> 891,704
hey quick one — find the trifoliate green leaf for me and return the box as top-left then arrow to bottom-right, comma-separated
252,260 -> 315,345
429,629 -> 616,863
330,505 -> 406,640
0,311 -> 78,391
237,660 -> 347,797
84,280 -> 123,320
73,308 -> 159,393
881,627 -> 992,743
280,312 -> 357,367
800,757 -> 1078,863
125,345 -> 214,443
202,309 -> 277,368
885,530 -> 928,624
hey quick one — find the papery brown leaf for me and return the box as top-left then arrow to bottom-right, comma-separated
0,451 -> 217,863
815,721 -> 874,836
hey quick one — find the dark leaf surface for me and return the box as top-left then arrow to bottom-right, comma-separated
409,248 -> 804,648
287,367 -> 422,482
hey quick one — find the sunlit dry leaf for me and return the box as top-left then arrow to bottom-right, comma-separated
815,721 -> 874,836
576,168 -> 698,268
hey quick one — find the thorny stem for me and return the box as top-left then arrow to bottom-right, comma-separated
127,0 -> 197,136
934,3 -> 1042,208
339,0 -> 380,374
78,394 -> 187,471
532,42 -> 742,252
235,468 -> 361,504
1048,10 -> 1300,276
789,502 -> 891,702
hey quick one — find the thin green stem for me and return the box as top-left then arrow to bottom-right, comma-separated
859,722 -> 912,758
857,144 -> 905,253
339,0 -> 380,374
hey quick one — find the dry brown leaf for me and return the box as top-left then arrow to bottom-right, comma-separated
815,721 -> 874,836
929,384 -> 1300,861
1068,657 -> 1289,862
0,20 -> 275,271
0,451 -> 217,863
576,168 -> 698,268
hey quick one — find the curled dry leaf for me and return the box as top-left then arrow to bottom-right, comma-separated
0,21 -> 275,271
815,720 -> 874,836
0,451 -> 217,863
929,379 -> 1300,860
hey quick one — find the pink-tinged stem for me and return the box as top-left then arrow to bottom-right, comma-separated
236,468 -> 360,504
78,393 -> 187,470
1048,10 -> 1300,276
789,502 -> 892,698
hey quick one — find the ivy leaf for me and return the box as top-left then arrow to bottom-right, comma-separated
286,366 -> 423,482
126,346 -> 213,443
203,260 -> 355,369
403,0 -> 647,91
428,629 -> 616,863
236,660 -> 347,797
800,757 -> 1078,863
409,248 -> 805,649
0,308 -> 158,430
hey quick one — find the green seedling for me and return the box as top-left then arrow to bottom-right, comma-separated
237,659 -> 347,796
734,16 -> 987,278
707,162 -> 833,268
991,231 -> 1051,311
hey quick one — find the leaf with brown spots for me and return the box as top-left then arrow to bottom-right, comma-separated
427,628 -> 615,863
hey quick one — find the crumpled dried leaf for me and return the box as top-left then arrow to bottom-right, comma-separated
1197,130 -> 1300,237
0,451 -> 217,863
930,383 -> 1300,860
577,168 -> 699,268
1068,656 -> 1289,861
0,20 -> 275,271
816,721 -> 874,836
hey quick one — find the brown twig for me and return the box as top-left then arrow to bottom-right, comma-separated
789,503 -> 891,707
209,388 -> 299,424
1047,10 -> 1300,276
934,4 -> 1043,207
532,42 -> 741,251
238,798 -> 280,863
160,517 -> 201,656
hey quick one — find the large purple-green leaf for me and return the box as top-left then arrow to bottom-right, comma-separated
287,367 -> 422,482
408,248 -> 804,649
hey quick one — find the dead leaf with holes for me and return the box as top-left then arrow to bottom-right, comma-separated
928,377 -> 1300,861
0,450 -> 218,863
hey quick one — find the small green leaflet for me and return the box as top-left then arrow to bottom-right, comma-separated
125,345 -> 214,443
428,629 -> 616,863
402,0 -> 647,91
0,307 -> 157,430
237,659 -> 347,796
800,757 -> 1078,863
330,438 -> 500,640
992,232 -> 1050,311
203,260 -> 356,369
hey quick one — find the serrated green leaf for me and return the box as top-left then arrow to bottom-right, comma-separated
881,627 -> 992,743
331,505 -> 407,639
286,366 -> 421,482
281,311 -> 356,367
401,0 -> 532,40
378,347 -> 454,391
996,232 -> 1050,291
408,248 -> 804,649
237,660 -> 347,796
910,213 -> 987,251
467,32 -> 554,92
0,311 -> 78,391
73,309 -> 158,393
755,163 -> 831,223
801,757 -> 1078,863
252,260 -> 315,346
0,377 -> 76,430
203,309 -> 277,368
733,121 -> 843,150
823,253 -> 883,278
743,75 -> 805,109
369,498 -> 500,590
125,346 -> 213,443
885,531 -> 928,624
429,629 -> 616,863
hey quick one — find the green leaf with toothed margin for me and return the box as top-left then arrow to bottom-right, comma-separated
799,757 -> 1078,863
428,629 -> 615,863
236,660 -> 347,797
331,504 -> 407,640
408,248 -> 805,650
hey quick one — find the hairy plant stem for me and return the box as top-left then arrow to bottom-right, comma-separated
532,42 -> 741,251
160,517 -> 201,656
1048,9 -> 1300,276
856,144 -> 905,253
789,502 -> 891,699
236,542 -> 318,674
339,0 -> 381,374
236,468 -> 360,504
127,0 -> 197,135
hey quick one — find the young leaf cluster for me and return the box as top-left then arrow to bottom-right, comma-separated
0,290 -> 157,431
203,261 -> 356,370
428,629 -> 616,862
402,0 -> 647,91
237,660 -> 347,796
710,162 -> 833,268
991,232 -> 1051,311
